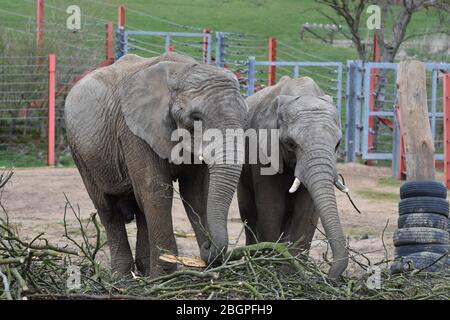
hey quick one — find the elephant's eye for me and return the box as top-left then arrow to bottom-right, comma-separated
335,140 -> 341,153
284,138 -> 296,151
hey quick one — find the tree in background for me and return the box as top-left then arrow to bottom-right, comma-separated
317,0 -> 449,62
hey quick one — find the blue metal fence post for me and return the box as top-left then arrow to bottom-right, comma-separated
293,65 -> 299,79
247,56 -> 256,96
206,34 -> 212,64
362,62 -> 372,159
336,63 -> 343,117
215,32 -> 225,67
345,60 -> 357,162
115,27 -> 125,59
354,60 -> 364,157
165,34 -> 171,52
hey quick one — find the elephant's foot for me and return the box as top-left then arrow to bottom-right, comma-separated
148,260 -> 178,279
135,254 -> 151,276
110,258 -> 135,279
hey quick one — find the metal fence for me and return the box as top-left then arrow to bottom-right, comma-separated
345,61 -> 450,172
246,57 -> 343,114
117,30 -> 213,64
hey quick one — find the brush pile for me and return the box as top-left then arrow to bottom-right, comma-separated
1,169 -> 449,300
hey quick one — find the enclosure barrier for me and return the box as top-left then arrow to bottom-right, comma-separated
246,57 -> 343,114
345,61 -> 450,182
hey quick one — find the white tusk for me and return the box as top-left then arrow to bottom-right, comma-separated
199,154 -> 204,161
334,179 -> 349,193
289,177 -> 301,193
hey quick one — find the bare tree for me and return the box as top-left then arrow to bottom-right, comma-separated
317,0 -> 450,62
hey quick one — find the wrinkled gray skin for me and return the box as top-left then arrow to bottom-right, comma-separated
238,76 -> 348,278
65,53 -> 246,278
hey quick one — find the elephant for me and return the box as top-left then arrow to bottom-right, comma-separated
64,52 -> 247,278
237,76 -> 349,278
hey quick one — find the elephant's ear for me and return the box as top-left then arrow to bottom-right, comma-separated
257,95 -> 297,175
120,62 -> 178,159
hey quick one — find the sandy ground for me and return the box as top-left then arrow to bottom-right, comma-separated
2,163 -> 434,275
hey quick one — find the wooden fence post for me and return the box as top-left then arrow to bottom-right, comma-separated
443,73 -> 450,188
396,60 -> 435,180
47,54 -> 56,166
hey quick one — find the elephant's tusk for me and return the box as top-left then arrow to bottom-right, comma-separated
198,154 -> 204,161
334,179 -> 349,193
289,177 -> 301,193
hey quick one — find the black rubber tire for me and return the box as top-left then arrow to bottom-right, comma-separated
398,213 -> 448,230
390,252 -> 448,273
395,244 -> 450,257
393,227 -> 450,246
398,197 -> 449,217
400,180 -> 447,200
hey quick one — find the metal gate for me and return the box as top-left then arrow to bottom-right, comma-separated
345,61 -> 450,168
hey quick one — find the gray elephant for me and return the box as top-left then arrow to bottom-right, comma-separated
237,76 -> 349,278
65,52 -> 247,278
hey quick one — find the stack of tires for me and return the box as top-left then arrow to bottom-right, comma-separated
391,180 -> 450,273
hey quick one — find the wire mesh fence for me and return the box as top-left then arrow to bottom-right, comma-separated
0,10 -> 109,167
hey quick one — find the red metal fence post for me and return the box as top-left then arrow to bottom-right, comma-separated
36,0 -> 44,68
443,73 -> 450,188
268,37 -> 276,86
118,5 -> 125,29
367,31 -> 379,165
47,54 -> 56,166
202,28 -> 209,64
395,104 -> 406,180
105,21 -> 114,65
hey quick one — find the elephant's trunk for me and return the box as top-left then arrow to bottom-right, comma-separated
200,130 -> 243,263
298,153 -> 348,278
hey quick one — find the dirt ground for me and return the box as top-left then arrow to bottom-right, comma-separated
3,163 -> 441,275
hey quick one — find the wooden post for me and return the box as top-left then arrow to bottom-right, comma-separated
47,54 -> 56,166
443,73 -> 450,188
396,60 -> 435,180
268,37 -> 276,86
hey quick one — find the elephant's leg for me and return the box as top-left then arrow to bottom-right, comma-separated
134,205 -> 151,275
237,169 -> 258,245
286,188 -> 320,255
72,153 -> 133,276
131,171 -> 178,278
178,167 -> 208,250
115,196 -> 150,274
252,168 -> 288,242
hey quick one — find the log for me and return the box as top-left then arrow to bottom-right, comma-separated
397,60 -> 435,180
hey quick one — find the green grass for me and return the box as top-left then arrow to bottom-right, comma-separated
377,177 -> 401,188
0,146 -> 46,167
1,0 -> 447,63
355,187 -> 399,202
